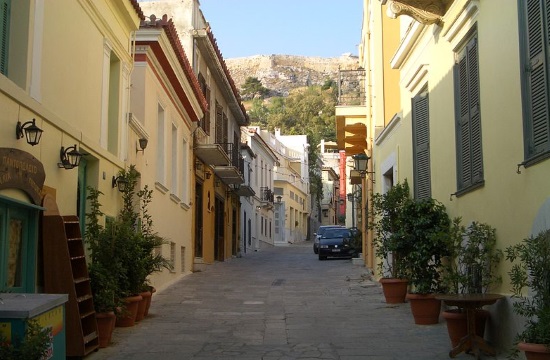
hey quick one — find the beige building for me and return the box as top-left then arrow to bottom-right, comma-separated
139,0 -> 249,267
339,0 -> 550,353
130,14 -> 206,290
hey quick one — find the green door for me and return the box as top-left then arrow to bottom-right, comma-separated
0,198 -> 38,293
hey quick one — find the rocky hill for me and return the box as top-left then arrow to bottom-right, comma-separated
226,54 -> 360,97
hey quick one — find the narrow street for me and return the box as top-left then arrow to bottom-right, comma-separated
88,241 -> 499,360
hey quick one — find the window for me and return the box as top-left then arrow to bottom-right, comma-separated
519,0 -> 550,162
157,104 -> 165,184
170,241 -> 176,272
0,0 -> 11,75
455,32 -> 483,193
412,89 -> 431,199
180,246 -> 186,273
171,124 -> 178,194
181,137 -> 189,203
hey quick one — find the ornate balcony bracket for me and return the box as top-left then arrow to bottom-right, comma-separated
386,0 -> 450,25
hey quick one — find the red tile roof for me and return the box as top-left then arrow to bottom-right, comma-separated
140,14 -> 208,115
129,0 -> 145,20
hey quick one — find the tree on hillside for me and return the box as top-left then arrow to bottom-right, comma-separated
240,77 -> 269,100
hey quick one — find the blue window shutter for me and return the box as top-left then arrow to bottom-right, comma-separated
412,91 -> 431,200
523,0 -> 550,157
0,0 -> 10,75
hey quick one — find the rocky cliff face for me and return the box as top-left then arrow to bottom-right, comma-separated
226,54 -> 360,97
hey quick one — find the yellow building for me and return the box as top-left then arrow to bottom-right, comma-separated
343,0 -> 550,352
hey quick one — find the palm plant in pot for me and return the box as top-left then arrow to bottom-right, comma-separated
505,229 -> 550,359
370,180 -> 413,304
441,218 -> 502,348
398,196 -> 452,325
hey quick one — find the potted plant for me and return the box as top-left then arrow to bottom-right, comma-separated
370,180 -> 413,303
505,229 -> 550,359
399,196 -> 451,325
441,218 -> 502,348
113,166 -> 172,326
84,186 -> 122,347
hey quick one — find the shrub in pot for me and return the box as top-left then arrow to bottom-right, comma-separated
398,197 -> 452,324
370,180 -> 413,303
505,229 -> 550,359
441,218 -> 502,348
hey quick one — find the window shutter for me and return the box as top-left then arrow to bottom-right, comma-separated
467,38 -> 483,183
456,48 -> 472,189
455,35 -> 483,191
0,0 -> 10,75
215,102 -> 223,144
205,87 -> 211,134
524,0 -> 550,157
412,91 -> 431,200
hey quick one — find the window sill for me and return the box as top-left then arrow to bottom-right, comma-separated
155,182 -> 169,194
455,180 -> 484,198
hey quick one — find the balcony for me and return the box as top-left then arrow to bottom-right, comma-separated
232,184 -> 255,197
212,143 -> 244,185
336,68 -> 368,156
260,187 -> 274,203
194,128 -> 231,166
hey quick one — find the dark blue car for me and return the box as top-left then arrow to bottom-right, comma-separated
318,227 -> 355,260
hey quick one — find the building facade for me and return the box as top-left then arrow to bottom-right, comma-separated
339,0 -> 550,352
140,0 -> 249,269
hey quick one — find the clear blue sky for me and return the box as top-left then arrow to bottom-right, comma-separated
199,0 -> 363,59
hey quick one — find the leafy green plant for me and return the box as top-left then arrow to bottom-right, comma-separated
398,197 -> 451,294
505,229 -> 550,356
443,219 -> 502,295
370,180 -> 413,279
85,187 -> 122,313
85,165 -> 172,310
0,319 -> 50,360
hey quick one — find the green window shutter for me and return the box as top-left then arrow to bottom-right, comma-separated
0,0 -> 10,75
522,0 -> 550,158
412,90 -> 431,200
455,34 -> 483,191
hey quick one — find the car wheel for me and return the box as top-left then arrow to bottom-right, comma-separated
314,247 -> 318,254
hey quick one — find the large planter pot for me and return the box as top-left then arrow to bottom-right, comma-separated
144,286 -> 156,317
442,308 -> 489,348
518,342 -> 550,360
115,295 -> 142,327
135,290 -> 152,322
379,278 -> 408,304
406,293 -> 441,325
96,311 -> 116,348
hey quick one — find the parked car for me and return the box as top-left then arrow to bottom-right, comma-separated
313,225 -> 343,254
318,227 -> 355,260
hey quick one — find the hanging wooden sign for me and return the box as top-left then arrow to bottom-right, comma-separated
0,148 -> 46,205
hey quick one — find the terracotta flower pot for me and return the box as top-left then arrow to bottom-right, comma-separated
144,286 -> 156,317
518,342 -> 550,360
406,293 -> 441,325
379,278 -> 408,304
96,311 -> 116,348
115,294 -> 142,327
442,308 -> 489,348
135,290 -> 152,322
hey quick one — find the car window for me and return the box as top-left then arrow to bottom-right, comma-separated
323,229 -> 351,238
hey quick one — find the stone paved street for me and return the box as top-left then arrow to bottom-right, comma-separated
88,241 -> 507,360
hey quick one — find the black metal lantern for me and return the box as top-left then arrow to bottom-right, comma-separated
16,118 -> 43,146
353,153 -> 369,173
112,176 -> 128,192
58,144 -> 83,169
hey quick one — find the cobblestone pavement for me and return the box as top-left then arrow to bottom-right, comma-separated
87,241 -> 507,360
